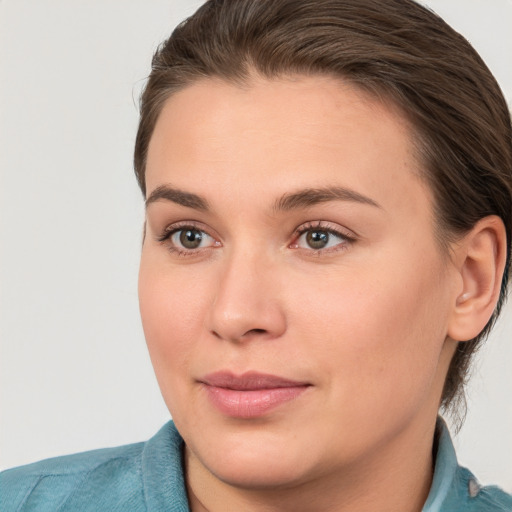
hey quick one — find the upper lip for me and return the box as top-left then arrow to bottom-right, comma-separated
200,371 -> 311,391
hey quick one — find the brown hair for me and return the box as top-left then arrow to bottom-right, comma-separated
134,0 -> 512,417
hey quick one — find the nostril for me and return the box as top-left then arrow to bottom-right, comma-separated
211,327 -> 271,343
247,328 -> 267,335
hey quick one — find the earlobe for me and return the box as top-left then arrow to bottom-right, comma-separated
448,216 -> 507,342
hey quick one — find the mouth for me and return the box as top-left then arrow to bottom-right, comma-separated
199,371 -> 311,418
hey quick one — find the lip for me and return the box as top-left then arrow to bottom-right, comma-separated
199,371 -> 311,418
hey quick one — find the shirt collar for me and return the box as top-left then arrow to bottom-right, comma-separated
422,417 -> 459,511
141,420 -> 190,512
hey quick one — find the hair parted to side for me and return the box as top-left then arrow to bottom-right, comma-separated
134,0 -> 512,420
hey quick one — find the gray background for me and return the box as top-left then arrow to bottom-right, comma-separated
1,0 -> 511,491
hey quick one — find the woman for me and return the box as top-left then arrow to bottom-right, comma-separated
2,0 -> 511,510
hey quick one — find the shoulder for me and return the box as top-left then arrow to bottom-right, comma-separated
0,442 -> 146,512
0,421 -> 188,512
425,418 -> 512,512
452,465 -> 512,512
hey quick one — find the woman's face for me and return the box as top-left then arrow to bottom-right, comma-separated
139,75 -> 459,488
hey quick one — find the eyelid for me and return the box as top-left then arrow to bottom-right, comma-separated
290,221 -> 357,252
156,220 -> 216,241
293,220 -> 356,238
156,220 -> 222,255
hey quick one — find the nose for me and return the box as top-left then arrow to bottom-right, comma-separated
206,249 -> 287,343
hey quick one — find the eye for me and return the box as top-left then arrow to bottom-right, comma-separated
291,222 -> 355,253
297,229 -> 344,250
158,224 -> 220,254
171,228 -> 212,250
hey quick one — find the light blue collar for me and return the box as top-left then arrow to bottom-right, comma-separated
423,417 -> 460,511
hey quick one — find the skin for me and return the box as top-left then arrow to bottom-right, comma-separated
138,75 -> 505,511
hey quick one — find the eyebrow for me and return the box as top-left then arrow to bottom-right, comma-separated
273,186 -> 381,211
145,184 -> 209,211
145,184 -> 381,212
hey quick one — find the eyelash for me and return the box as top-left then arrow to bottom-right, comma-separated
156,221 -> 356,257
156,221 -> 218,257
290,221 -> 356,255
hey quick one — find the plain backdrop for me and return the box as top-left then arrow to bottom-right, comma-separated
1,0 -> 511,492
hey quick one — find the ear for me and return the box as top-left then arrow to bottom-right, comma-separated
448,216 -> 507,342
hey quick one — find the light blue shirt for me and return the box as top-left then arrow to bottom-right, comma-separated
1,419 -> 511,511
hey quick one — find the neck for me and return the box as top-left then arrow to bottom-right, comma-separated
185,415 -> 437,512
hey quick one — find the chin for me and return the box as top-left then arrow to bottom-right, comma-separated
186,425 -> 318,490
208,452 -> 311,490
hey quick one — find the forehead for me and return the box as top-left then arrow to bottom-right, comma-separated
145,75 -> 432,219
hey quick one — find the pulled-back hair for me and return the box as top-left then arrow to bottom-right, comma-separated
134,0 -> 512,418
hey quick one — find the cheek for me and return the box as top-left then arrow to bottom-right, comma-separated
138,257 -> 210,397
291,251 -> 451,413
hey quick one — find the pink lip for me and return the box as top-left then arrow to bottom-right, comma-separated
199,371 -> 311,418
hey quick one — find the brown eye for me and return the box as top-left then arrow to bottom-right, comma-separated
179,229 -> 203,249
166,227 -> 217,251
306,230 -> 330,249
294,226 -> 350,252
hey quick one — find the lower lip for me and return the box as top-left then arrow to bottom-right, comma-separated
203,385 -> 309,418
